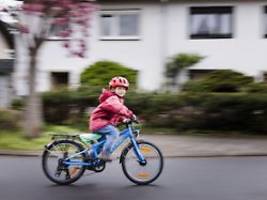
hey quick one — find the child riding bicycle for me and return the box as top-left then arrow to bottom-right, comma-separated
42,77 -> 163,185
89,76 -> 135,162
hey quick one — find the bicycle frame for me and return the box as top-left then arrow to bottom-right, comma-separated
63,123 -> 145,167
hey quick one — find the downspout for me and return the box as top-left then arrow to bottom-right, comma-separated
160,0 -> 168,90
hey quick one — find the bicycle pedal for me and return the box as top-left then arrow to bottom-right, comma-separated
84,156 -> 93,162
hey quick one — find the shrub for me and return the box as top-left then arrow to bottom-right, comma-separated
0,109 -> 22,131
11,98 -> 25,110
80,60 -> 138,89
183,70 -> 254,92
165,53 -> 203,87
42,88 -> 99,124
42,88 -> 267,133
243,82 -> 267,93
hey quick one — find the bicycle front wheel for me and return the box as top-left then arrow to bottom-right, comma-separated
121,140 -> 164,185
42,140 -> 86,185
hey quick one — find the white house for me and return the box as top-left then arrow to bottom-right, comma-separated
0,20 -> 14,107
14,0 -> 267,94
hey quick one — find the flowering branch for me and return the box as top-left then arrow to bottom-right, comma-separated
10,0 -> 98,57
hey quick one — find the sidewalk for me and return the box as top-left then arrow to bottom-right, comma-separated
142,134 -> 267,157
1,134 -> 267,157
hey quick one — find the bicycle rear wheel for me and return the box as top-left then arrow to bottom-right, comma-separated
121,140 -> 164,185
42,140 -> 86,185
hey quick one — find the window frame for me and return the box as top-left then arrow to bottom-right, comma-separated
99,9 -> 141,41
45,18 -> 71,41
189,6 -> 234,39
263,6 -> 267,38
50,71 -> 70,90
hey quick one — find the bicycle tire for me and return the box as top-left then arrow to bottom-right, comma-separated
42,139 -> 86,185
121,140 -> 164,185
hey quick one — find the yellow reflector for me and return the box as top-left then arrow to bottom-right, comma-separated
140,146 -> 152,153
137,172 -> 150,179
69,167 -> 80,177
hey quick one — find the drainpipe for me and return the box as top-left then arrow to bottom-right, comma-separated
160,0 -> 168,90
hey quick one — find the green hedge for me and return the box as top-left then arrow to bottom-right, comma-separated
183,70 -> 254,92
243,83 -> 267,93
0,109 -> 22,131
41,89 -> 267,133
42,87 -> 99,124
80,61 -> 138,88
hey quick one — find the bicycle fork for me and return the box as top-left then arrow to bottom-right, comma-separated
131,138 -> 147,165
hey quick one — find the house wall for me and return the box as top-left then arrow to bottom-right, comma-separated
0,30 -> 12,107
14,0 -> 267,95
0,75 -> 11,107
167,1 -> 267,81
0,30 -> 9,58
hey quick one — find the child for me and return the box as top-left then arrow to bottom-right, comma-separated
89,76 -> 134,161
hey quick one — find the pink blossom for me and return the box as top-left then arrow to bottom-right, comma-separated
22,3 -> 44,13
53,18 -> 68,25
18,1 -> 99,58
18,24 -> 30,34
57,30 -> 71,38
63,42 -> 70,48
76,52 -> 84,58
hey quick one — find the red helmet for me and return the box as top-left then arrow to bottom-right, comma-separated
109,76 -> 129,89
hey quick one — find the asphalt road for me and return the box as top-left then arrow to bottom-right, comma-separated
0,156 -> 267,200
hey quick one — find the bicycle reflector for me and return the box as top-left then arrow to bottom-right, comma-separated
137,172 -> 151,179
140,146 -> 152,153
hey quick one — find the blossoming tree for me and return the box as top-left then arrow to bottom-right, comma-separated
3,0 -> 98,137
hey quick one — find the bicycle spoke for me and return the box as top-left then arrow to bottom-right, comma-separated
122,141 -> 163,185
42,140 -> 86,185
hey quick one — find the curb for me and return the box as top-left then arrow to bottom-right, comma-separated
0,151 -> 42,157
1,151 -> 267,158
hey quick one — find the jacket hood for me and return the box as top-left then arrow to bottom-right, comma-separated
98,89 -> 115,103
99,89 -> 124,103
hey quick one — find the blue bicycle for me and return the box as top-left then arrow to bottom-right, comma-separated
42,119 -> 164,185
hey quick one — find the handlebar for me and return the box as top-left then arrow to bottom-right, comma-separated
123,118 -> 140,125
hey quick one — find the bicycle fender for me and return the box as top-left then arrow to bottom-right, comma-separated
44,139 -> 81,150
44,141 -> 57,150
119,144 -> 132,163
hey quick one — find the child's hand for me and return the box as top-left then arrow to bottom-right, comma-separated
122,118 -> 131,124
131,114 -> 137,121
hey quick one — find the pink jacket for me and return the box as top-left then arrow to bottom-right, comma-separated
89,89 -> 133,132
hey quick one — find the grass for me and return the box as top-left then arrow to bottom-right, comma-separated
1,125 -> 267,151
0,125 -> 81,151
0,131 -> 50,151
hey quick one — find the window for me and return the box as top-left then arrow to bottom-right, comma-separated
46,18 -> 70,41
190,7 -> 233,39
100,10 -> 140,40
49,24 -> 69,38
264,7 -> 267,38
51,72 -> 69,89
263,72 -> 267,82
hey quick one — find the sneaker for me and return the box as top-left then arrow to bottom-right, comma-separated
99,152 -> 113,162
69,167 -> 80,177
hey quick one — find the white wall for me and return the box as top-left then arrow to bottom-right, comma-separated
14,2 -> 164,94
88,3 -> 164,90
14,0 -> 267,95
0,76 -> 10,107
0,31 -> 12,107
166,1 -> 267,80
0,30 -> 9,58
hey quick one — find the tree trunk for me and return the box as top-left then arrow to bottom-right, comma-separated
24,48 -> 43,138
